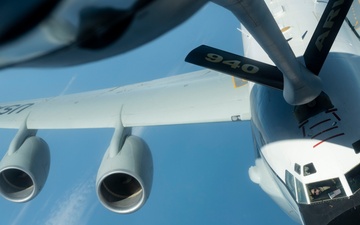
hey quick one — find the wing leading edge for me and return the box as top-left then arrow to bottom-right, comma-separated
0,70 -> 251,130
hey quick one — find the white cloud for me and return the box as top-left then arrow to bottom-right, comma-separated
10,203 -> 31,225
44,178 -> 95,225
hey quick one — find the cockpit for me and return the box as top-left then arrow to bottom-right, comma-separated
285,163 -> 360,205
307,178 -> 345,202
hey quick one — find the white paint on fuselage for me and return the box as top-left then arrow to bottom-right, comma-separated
249,158 -> 303,223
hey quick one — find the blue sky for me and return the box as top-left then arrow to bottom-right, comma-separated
0,2 -> 298,225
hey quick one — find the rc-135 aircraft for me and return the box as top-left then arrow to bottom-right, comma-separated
0,0 -> 360,224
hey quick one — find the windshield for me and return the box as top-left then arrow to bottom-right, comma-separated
285,170 -> 308,204
307,178 -> 346,203
345,163 -> 360,193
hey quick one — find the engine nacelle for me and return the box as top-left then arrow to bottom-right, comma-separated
0,136 -> 50,202
96,135 -> 153,214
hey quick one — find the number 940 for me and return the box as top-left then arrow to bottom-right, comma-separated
205,53 -> 259,74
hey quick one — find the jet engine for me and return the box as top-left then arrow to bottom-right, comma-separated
96,135 -> 153,214
0,136 -> 50,202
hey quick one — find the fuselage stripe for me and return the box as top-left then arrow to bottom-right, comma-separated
310,119 -> 331,129
311,126 -> 339,139
326,108 -> 338,113
332,112 -> 341,121
302,126 -> 306,137
299,119 -> 309,128
313,133 -> 345,148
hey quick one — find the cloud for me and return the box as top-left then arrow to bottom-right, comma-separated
44,178 -> 96,225
10,203 -> 31,225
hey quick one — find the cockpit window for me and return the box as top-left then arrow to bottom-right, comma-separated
285,170 -> 309,204
307,178 -> 346,203
296,178 -> 307,204
294,163 -> 301,175
345,163 -> 360,193
285,170 -> 296,198
303,163 -> 316,176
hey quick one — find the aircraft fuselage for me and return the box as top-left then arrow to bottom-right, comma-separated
245,0 -> 360,224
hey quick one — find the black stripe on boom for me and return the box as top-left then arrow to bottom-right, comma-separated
185,45 -> 284,90
304,0 -> 354,75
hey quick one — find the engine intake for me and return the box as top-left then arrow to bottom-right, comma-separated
96,135 -> 153,214
0,136 -> 50,202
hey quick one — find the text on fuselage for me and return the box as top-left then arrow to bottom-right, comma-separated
0,103 -> 34,115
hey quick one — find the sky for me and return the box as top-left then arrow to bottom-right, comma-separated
0,2 -> 298,225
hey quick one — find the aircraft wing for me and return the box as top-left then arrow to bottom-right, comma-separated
0,70 -> 251,130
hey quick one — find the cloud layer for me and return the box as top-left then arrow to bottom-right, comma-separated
44,178 -> 95,225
